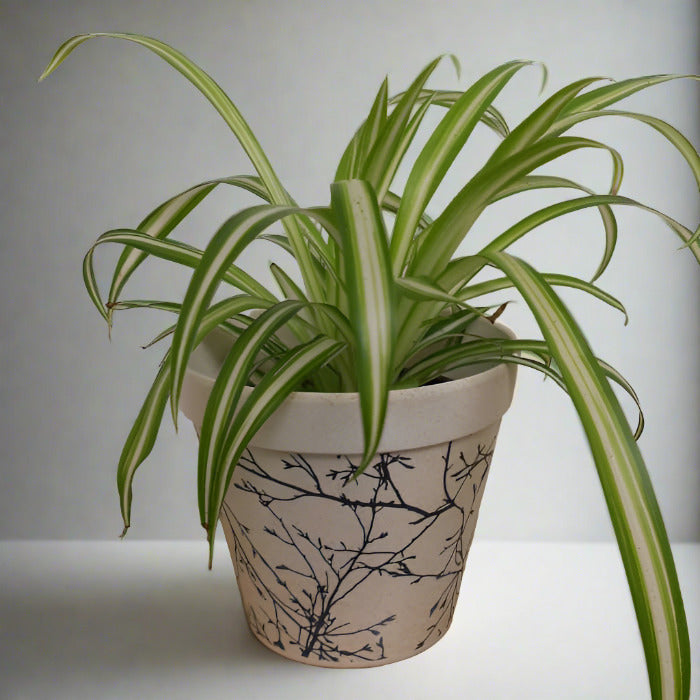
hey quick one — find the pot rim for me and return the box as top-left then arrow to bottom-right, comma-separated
181,319 -> 518,453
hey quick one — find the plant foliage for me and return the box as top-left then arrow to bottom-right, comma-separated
41,34 -> 698,699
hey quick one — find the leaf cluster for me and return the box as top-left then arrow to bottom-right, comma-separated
41,34 -> 698,699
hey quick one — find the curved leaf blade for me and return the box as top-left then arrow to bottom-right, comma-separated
88,229 -> 274,300
556,74 -> 698,122
394,140 -> 627,366
82,246 -> 110,324
116,294 -> 272,533
399,334 -> 644,439
488,174 -> 618,280
396,274 -> 465,305
478,194 -> 699,264
361,56 -> 445,196
206,337 -> 345,564
169,204 -> 300,426
486,77 -> 605,167
41,33 -> 327,313
458,272 -> 629,324
368,92 -> 437,204
389,89 -> 511,138
548,109 -> 700,191
356,77 -> 389,174
482,250 -> 689,700
331,180 -> 394,475
116,360 -> 170,535
40,34 -> 286,199
108,175 -> 270,314
382,190 -> 433,230
410,136 -> 624,280
390,60 -> 535,275
198,300 -> 304,527
400,338 -> 563,389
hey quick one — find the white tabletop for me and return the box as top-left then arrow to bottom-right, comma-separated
1,541 -> 698,700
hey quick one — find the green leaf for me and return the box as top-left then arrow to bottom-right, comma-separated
488,174 -> 618,280
41,33 -> 327,317
116,294 -> 272,533
406,307 -> 482,358
399,334 -> 644,439
169,204 -> 301,427
485,77 -> 605,167
107,299 -> 187,349
308,304 -> 355,348
480,104 -> 511,139
107,299 -> 184,314
206,336 -> 345,565
116,359 -> 170,536
365,91 -> 436,204
82,246 -> 110,324
548,109 -> 700,191
390,60 -> 535,275
269,263 -> 315,335
335,76 -> 390,181
335,131 -> 360,182
478,194 -> 699,265
555,74 -> 698,122
356,77 -> 389,174
389,89 -> 511,138
382,190 -> 433,230
361,56 -> 445,198
458,272 -> 629,324
198,300 -> 305,528
482,250 -> 689,700
409,136 -> 623,280
330,180 -> 394,476
398,189 -> 696,368
400,336 -> 561,386
107,297 -> 286,354
107,175 -> 271,320
270,263 -> 309,306
87,229 -> 274,300
395,140 -> 625,367
596,357 -> 645,440
40,34 -> 285,201
260,232 -> 294,256
396,275 -> 465,305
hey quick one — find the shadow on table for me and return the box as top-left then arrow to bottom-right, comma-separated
0,566 -> 289,683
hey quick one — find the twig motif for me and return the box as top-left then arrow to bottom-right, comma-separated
220,438 -> 495,663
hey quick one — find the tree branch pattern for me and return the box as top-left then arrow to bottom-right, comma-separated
220,438 -> 495,664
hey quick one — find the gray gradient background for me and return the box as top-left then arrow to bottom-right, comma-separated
1,0 -> 698,542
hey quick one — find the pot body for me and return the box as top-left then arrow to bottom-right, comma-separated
181,320 -> 516,668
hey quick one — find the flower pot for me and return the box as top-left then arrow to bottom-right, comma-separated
180,319 -> 517,668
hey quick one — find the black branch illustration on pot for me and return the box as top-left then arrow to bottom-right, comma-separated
219,438 -> 496,666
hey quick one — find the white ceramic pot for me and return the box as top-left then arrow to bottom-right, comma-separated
181,319 -> 517,668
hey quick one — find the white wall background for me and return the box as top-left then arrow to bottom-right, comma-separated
1,0 -> 697,542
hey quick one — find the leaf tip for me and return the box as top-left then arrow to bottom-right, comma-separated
351,455 -> 372,482
532,60 -> 549,94
448,54 -> 461,80
170,395 -> 180,432
207,538 -> 215,570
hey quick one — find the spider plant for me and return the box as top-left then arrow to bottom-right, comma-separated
41,33 -> 697,699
